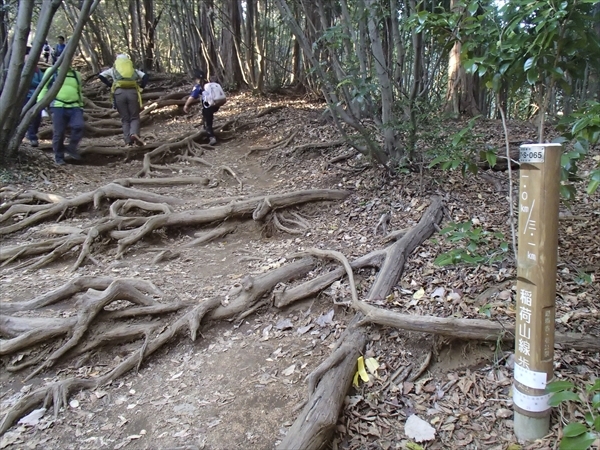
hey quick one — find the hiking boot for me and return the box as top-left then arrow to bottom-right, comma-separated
209,136 -> 217,145
130,134 -> 145,146
55,156 -> 66,165
65,149 -> 82,161
29,139 -> 39,147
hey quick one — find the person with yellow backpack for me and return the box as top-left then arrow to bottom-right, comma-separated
98,54 -> 148,146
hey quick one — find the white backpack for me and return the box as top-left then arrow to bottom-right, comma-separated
202,82 -> 227,108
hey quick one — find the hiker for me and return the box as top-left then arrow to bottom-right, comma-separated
24,46 -> 43,147
98,54 -> 148,146
38,64 -> 85,165
52,36 -> 66,63
183,69 -> 226,146
42,41 -> 51,64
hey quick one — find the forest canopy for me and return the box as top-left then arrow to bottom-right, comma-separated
1,0 -> 599,170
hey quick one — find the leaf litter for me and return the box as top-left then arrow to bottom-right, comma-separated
0,94 -> 598,450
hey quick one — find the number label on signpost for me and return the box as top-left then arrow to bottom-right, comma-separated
520,147 -> 545,163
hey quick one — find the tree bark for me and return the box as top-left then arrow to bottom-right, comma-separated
359,305 -> 600,351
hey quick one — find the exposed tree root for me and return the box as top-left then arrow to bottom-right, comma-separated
2,187 -> 596,447
182,223 -> 237,248
245,131 -> 298,157
278,197 -> 444,447
277,326 -> 367,450
217,165 -> 244,191
114,189 -> 349,257
0,258 -> 317,435
113,176 -> 210,187
1,185 -> 348,268
0,183 -> 181,236
326,151 -> 358,166
0,276 -> 161,313
136,118 -> 236,177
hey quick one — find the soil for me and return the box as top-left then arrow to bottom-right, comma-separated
1,88 -> 599,450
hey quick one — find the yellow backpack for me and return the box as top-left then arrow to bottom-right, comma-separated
111,56 -> 142,105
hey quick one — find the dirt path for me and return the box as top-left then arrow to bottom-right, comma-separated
1,93 -> 599,450
0,96 -> 375,450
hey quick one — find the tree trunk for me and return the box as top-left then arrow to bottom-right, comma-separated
444,0 -> 480,118
0,0 -> 62,163
365,0 -> 398,162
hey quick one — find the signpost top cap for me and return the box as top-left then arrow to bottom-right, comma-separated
519,143 -> 563,149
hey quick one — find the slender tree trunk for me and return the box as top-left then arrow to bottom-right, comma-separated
142,0 -> 156,72
0,0 -> 62,163
365,0 -> 398,161
1,0 -> 101,163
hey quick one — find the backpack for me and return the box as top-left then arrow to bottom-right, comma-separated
113,57 -> 139,87
202,82 -> 226,108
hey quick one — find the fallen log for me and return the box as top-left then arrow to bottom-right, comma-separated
358,304 -> 600,351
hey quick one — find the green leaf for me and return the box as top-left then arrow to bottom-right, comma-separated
594,416 -> 600,433
560,184 -> 576,201
467,1 -> 478,15
562,422 -> 587,437
524,57 -> 536,71
527,68 -> 539,84
587,379 -> 600,393
584,412 -> 594,426
548,390 -> 581,406
491,73 -> 501,92
592,392 -> 600,409
573,140 -> 588,154
467,163 -> 478,175
558,432 -> 597,450
588,180 -> 599,195
463,59 -> 478,75
417,10 -> 428,24
500,242 -> 509,252
428,154 -> 448,168
434,254 -> 453,266
547,380 -> 576,392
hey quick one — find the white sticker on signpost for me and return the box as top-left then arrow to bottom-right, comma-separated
514,363 -> 547,389
513,387 -> 551,413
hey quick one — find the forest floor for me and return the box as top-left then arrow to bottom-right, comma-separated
0,85 -> 599,450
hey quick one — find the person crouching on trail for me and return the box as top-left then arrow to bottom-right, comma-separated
38,65 -> 85,165
183,69 -> 224,146
98,54 -> 148,146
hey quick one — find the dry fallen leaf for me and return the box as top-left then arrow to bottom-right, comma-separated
413,288 -> 425,299
282,364 -> 296,376
17,408 -> 46,427
405,414 -> 436,442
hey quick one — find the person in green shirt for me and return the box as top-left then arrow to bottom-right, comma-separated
39,66 -> 84,165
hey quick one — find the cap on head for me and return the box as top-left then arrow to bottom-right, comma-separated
116,54 -> 130,60
193,69 -> 205,80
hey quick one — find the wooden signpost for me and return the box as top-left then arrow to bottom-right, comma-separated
513,143 -> 562,440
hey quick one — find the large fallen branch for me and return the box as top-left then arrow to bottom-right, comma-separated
357,305 -> 600,351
